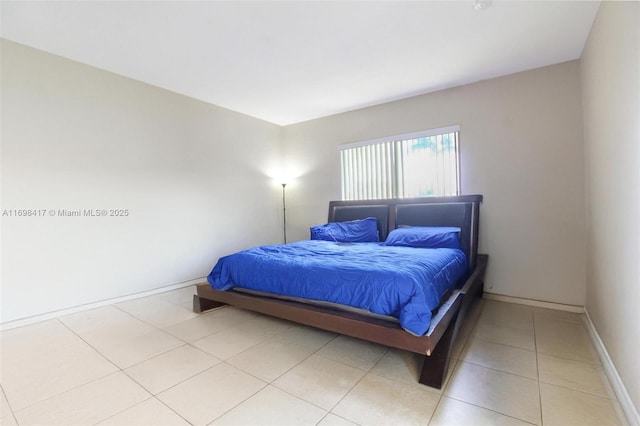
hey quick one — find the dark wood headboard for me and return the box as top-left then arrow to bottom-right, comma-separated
328,195 -> 482,271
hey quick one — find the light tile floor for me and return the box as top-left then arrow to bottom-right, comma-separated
0,286 -> 629,425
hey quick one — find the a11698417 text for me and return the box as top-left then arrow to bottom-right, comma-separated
2,209 -> 130,217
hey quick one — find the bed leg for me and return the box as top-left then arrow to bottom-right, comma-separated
418,280 -> 484,388
418,312 -> 458,389
193,295 -> 226,313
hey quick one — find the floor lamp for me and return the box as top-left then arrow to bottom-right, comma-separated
281,183 -> 287,244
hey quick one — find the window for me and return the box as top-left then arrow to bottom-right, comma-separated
340,126 -> 460,200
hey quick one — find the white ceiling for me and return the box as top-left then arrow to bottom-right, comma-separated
1,1 -> 599,126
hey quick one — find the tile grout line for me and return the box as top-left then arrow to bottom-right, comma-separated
199,330 -> 341,424
152,396 -> 194,426
189,314 -> 441,425
165,307 -> 269,347
111,290 -> 206,331
148,363 -> 222,397
59,303 -> 192,365
426,359 -> 455,425
1,289 -> 198,424
320,356 -> 375,423
192,361 -> 268,425
437,300 -> 543,425
535,349 -> 602,367
0,383 -> 19,425
534,352 -> 616,400
314,412 -> 362,426
432,299 -> 538,426
128,309 -> 309,423
89,395 -> 155,426
221,317 -> 298,360
443,395 -> 539,426
262,329 -> 340,383
412,302 -> 488,424
469,332 -> 538,353
311,337 -> 389,375
5,318 -> 126,414
456,357 -> 538,381
61,293 -> 219,373
291,339 -> 391,424
53,302 -> 196,425
111,302 -> 268,424
533,311 -> 545,426
111,303 -> 192,340
111,301 -> 242,423
427,305 -> 481,425
537,380 -> 629,402
461,327 -> 539,381
120,350 -> 219,396
533,310 -> 621,424
55,317 -> 122,371
10,370 -> 127,417
271,335 -> 391,424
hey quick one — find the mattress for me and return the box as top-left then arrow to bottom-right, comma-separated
207,240 -> 467,335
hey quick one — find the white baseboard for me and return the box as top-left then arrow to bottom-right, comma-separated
0,277 -> 206,331
584,310 -> 640,426
483,292 -> 585,313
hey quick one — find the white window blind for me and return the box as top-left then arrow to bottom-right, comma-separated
340,127 -> 460,200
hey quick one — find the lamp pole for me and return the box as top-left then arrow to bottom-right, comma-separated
281,183 -> 287,244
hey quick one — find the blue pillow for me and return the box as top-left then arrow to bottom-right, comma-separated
310,217 -> 379,242
384,226 -> 461,249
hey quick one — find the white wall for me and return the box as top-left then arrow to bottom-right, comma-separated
283,61 -> 587,306
581,1 -> 640,415
1,40 -> 284,323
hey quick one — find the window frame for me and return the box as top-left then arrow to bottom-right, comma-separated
339,125 -> 461,201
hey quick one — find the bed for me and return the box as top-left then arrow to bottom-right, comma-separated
194,195 -> 487,388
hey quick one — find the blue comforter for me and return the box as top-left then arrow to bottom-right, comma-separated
207,240 -> 467,335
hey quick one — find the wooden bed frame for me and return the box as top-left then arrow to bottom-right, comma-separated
194,195 -> 487,389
